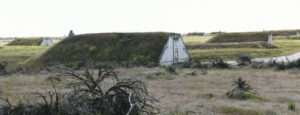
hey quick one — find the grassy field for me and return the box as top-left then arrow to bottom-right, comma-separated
1,36 -> 300,69
183,36 -> 300,61
0,43 -> 50,70
182,35 -> 214,44
1,35 -> 300,114
1,67 -> 300,114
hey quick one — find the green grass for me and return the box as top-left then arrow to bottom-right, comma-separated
219,106 -> 271,115
208,30 -> 300,43
208,32 -> 269,43
244,92 -> 269,101
186,42 -> 277,49
182,35 -> 214,44
0,45 -> 49,70
188,39 -> 300,61
1,34 -> 300,70
7,38 -> 43,46
288,102 -> 296,111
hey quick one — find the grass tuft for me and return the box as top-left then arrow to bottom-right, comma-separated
219,106 -> 263,115
288,102 -> 296,111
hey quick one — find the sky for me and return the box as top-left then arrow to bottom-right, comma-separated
0,0 -> 300,37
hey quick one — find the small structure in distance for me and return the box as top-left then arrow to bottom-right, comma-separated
40,38 -> 54,46
268,33 -> 273,44
69,30 -> 75,37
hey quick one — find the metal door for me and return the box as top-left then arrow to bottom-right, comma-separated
173,38 -> 179,63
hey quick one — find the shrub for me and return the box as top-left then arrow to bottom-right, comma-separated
227,78 -> 256,100
250,58 -> 300,70
165,66 -> 177,75
88,46 -> 97,53
211,58 -> 230,69
0,64 -> 159,115
232,78 -> 253,92
0,63 -> 6,75
237,54 -> 252,66
288,102 -> 296,111
266,59 -> 300,70
155,71 -> 169,76
190,60 -> 202,68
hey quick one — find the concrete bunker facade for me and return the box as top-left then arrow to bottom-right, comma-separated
159,33 -> 190,65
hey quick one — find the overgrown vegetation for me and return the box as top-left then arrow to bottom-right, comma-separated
0,46 -> 49,71
251,58 -> 300,70
208,30 -> 300,43
0,64 -> 158,115
187,42 -> 277,50
189,39 -> 300,61
186,32 -> 204,36
208,32 -> 269,43
0,62 -> 6,75
237,54 -> 252,66
218,106 -> 275,115
7,38 -> 43,46
211,58 -> 230,69
34,32 -> 170,67
227,78 -> 257,100
288,102 -> 296,111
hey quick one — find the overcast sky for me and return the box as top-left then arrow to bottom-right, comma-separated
0,0 -> 300,37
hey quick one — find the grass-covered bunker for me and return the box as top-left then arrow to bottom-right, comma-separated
7,38 -> 44,46
7,38 -> 54,46
35,32 -> 190,66
208,30 -> 300,43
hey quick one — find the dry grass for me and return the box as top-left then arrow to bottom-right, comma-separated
1,67 -> 300,114
106,67 -> 300,114
0,73 -> 69,104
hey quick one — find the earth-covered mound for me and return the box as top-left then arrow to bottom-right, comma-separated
34,32 -> 170,67
7,38 -> 43,46
208,29 -> 299,43
186,42 -> 277,49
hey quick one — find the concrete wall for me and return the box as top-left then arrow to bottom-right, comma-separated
159,34 -> 190,65
40,39 -> 54,46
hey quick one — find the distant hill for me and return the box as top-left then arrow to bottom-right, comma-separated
208,29 -> 299,43
33,32 -> 170,67
186,32 -> 205,36
7,38 -> 43,46
186,42 -> 277,49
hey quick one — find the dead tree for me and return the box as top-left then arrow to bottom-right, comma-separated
49,63 -> 159,115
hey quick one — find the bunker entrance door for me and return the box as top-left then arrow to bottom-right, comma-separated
173,37 -> 179,63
